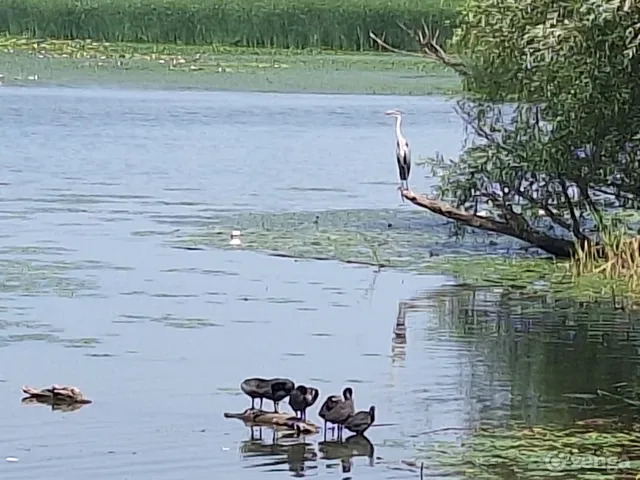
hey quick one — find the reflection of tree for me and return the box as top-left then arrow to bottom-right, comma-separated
420,286 -> 639,426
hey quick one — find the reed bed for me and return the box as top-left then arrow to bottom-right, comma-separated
0,0 -> 459,51
571,229 -> 640,291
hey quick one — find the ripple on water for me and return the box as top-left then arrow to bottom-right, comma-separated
149,314 -> 224,329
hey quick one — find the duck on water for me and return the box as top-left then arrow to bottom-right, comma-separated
289,385 -> 319,421
240,377 -> 294,412
318,387 -> 355,440
343,406 -> 375,435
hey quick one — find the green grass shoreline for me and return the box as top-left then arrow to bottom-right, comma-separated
0,35 -> 461,95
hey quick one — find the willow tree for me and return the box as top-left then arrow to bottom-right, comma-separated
371,0 -> 640,258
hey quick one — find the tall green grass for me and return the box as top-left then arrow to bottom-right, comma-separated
0,0 -> 460,51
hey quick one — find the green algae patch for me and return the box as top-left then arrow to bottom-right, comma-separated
0,35 -> 460,94
170,209 -> 640,307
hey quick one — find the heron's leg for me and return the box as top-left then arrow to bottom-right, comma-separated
251,398 -> 255,409
273,400 -> 279,413
259,398 -> 263,409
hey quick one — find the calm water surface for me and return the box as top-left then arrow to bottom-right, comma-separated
1,86 -> 639,480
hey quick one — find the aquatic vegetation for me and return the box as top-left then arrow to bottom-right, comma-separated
0,35 -> 458,94
172,209 -> 640,305
0,0 -> 459,51
421,420 -> 640,479
570,221 -> 640,305
0,258 -> 99,297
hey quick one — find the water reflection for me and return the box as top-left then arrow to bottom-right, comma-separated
238,425 -> 374,478
410,285 -> 640,479
391,302 -> 407,366
21,396 -> 90,413
239,427 -> 318,476
319,435 -> 375,474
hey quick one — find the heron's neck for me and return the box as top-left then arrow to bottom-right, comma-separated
395,116 -> 403,142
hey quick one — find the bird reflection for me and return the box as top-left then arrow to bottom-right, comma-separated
239,426 -> 318,476
319,434 -> 375,474
21,396 -> 89,413
392,301 -> 408,365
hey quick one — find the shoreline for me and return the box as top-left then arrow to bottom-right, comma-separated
0,36 -> 460,96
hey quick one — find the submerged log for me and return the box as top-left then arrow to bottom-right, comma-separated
224,408 -> 319,435
21,385 -> 92,406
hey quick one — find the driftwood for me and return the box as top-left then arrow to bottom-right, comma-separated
21,385 -> 93,408
224,408 -> 319,435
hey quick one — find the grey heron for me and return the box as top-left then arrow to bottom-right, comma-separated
385,109 -> 412,197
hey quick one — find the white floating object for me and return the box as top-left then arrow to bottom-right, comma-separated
6,457 -> 18,462
229,230 -> 242,246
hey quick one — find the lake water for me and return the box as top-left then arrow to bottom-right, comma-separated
1,86 -> 639,480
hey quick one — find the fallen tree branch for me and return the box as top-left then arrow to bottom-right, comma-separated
401,190 -> 576,258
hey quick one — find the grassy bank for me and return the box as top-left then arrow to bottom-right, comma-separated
0,0 -> 459,51
0,35 -> 460,94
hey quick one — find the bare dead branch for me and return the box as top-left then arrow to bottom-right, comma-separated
369,23 -> 470,76
368,31 -> 424,57
401,190 -> 576,258
455,101 -> 511,150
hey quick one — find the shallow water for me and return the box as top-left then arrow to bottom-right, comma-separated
1,86 -> 639,480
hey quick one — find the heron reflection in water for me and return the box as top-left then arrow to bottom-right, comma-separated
392,301 -> 408,365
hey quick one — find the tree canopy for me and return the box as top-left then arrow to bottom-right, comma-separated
372,0 -> 640,258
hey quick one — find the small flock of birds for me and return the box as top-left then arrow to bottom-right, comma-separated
241,377 -> 376,439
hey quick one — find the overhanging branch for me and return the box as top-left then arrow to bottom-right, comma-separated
401,190 -> 576,258
369,22 -> 470,77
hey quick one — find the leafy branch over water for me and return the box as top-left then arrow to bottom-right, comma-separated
369,0 -> 640,300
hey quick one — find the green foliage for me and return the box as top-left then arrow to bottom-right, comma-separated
0,0 -> 460,51
426,0 -> 640,252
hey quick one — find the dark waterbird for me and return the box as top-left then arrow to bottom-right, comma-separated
319,387 -> 355,440
289,385 -> 320,421
343,405 -> 375,435
240,377 -> 294,412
